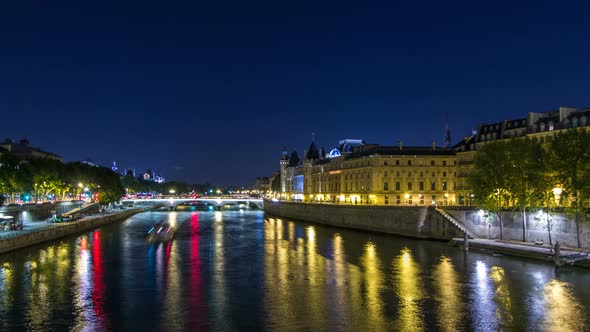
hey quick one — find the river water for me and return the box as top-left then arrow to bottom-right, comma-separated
0,210 -> 588,331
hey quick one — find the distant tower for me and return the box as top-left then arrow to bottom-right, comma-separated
443,114 -> 452,149
111,161 -> 118,172
280,146 -> 289,193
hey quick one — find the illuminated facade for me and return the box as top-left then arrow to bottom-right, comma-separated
280,139 -> 458,206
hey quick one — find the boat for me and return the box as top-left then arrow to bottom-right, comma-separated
146,222 -> 175,242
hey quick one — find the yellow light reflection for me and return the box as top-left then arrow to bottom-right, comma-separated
361,242 -> 387,331
542,279 -> 586,332
489,266 -> 513,326
393,247 -> 423,332
167,211 -> 178,228
433,256 -> 463,331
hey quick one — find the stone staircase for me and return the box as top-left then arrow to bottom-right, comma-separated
435,208 -> 478,239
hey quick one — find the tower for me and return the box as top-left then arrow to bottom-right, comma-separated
443,114 -> 452,149
280,146 -> 289,193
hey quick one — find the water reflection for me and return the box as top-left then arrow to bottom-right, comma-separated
433,256 -> 464,332
490,266 -> 514,328
542,279 -> 586,332
0,211 -> 589,331
470,260 -> 498,331
393,248 -> 423,332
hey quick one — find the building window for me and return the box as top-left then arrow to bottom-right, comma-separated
430,160 -> 435,166
419,182 -> 424,190
384,182 -> 389,191
407,182 -> 412,190
431,181 -> 436,191
396,171 -> 400,177
385,195 -> 389,205
384,171 -> 388,177
419,171 -> 424,177
442,172 -> 447,177
396,195 -> 401,205
432,195 -> 436,205
408,171 -> 412,177
408,195 -> 413,205
549,121 -> 554,131
431,172 -> 435,177
442,182 -> 447,190
395,182 -> 401,191
407,160 -> 412,166
395,160 -> 400,166
442,160 -> 447,166
420,196 -> 424,205
384,161 -> 388,166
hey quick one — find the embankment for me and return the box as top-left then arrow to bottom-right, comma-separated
0,209 -> 145,254
263,200 -> 462,240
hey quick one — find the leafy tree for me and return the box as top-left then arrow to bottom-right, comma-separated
504,137 -> 547,242
548,128 -> 590,248
468,140 -> 512,240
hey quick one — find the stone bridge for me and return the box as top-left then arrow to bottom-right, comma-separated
122,198 -> 264,211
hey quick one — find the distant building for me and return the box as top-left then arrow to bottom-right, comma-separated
142,168 -> 165,183
0,138 -> 63,162
125,168 -> 136,177
253,177 -> 270,193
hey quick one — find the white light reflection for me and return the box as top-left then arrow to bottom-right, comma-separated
470,260 -> 498,331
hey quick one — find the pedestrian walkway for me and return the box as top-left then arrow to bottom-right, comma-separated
450,237 -> 590,267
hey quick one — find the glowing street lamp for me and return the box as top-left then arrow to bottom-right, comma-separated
552,187 -> 563,205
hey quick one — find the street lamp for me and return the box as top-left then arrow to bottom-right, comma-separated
552,187 -> 563,206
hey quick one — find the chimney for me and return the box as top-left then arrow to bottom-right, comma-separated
432,140 -> 436,151
399,140 -> 403,151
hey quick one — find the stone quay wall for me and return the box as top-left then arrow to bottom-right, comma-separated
0,209 -> 144,255
0,202 -> 82,221
263,200 -> 463,240
443,207 -> 590,248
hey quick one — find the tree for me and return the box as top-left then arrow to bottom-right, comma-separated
504,137 -> 546,242
548,128 -> 590,248
468,140 -> 512,240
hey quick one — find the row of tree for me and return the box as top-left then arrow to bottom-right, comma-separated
469,128 -> 590,247
0,155 -> 126,205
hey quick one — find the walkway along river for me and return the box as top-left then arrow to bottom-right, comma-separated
0,210 -> 589,331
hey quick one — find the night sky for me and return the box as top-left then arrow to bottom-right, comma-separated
1,1 -> 589,185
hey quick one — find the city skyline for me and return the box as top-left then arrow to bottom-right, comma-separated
1,1 -> 590,185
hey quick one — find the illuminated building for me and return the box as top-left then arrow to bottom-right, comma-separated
274,106 -> 590,206
453,106 -> 590,205
278,138 -> 458,206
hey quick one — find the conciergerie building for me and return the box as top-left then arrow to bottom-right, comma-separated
271,106 -> 590,206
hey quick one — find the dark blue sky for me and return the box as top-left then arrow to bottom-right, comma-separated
1,1 -> 589,185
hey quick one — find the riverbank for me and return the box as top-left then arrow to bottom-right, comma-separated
264,199 -> 463,240
0,208 -> 148,254
449,238 -> 590,268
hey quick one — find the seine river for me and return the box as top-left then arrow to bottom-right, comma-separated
0,210 -> 589,331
